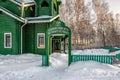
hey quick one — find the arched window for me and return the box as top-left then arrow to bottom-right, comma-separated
41,1 -> 49,7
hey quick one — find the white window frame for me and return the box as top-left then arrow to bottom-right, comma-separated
4,33 -> 12,48
37,33 -> 45,48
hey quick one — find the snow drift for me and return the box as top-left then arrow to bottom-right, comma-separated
0,52 -> 120,80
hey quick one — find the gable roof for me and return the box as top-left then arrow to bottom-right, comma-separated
0,6 -> 59,23
0,6 -> 25,22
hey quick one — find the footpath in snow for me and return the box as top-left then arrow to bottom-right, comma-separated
0,51 -> 120,80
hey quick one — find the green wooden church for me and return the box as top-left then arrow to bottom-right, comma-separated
0,0 -> 71,66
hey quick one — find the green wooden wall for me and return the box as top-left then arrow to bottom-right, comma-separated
36,0 -> 51,16
23,23 -> 49,55
23,24 -> 35,53
0,13 -> 20,55
35,23 -> 48,55
0,13 -> 50,55
36,0 -> 58,16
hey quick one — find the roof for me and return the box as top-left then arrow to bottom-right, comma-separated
26,15 -> 60,23
0,6 -> 25,22
16,0 -> 35,4
10,0 -> 35,7
0,6 -> 59,23
10,0 -> 61,7
0,3 -> 60,23
57,0 -> 61,2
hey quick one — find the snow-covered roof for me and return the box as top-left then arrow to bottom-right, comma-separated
10,0 -> 35,7
26,15 -> 60,23
0,6 -> 25,23
26,15 -> 53,20
15,0 -> 35,4
57,0 -> 61,2
10,0 -> 61,7
0,5 -> 59,23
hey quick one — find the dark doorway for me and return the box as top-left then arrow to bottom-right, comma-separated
52,40 -> 61,53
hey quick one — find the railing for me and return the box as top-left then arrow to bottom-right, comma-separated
116,53 -> 120,61
71,54 -> 116,64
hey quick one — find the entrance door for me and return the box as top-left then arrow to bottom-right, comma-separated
52,40 -> 61,53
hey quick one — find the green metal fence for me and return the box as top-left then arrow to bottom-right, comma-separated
71,54 -> 116,64
116,53 -> 120,61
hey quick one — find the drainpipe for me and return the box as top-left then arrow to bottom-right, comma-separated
21,19 -> 27,54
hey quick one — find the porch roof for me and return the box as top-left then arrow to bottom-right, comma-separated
26,15 -> 60,23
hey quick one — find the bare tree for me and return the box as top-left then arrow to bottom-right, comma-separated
92,0 -> 109,47
60,0 -> 120,49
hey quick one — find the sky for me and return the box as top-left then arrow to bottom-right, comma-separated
105,0 -> 120,14
62,0 -> 120,14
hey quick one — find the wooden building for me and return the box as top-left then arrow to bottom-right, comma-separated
0,0 -> 71,66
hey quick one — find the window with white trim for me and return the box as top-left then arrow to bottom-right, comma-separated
4,33 -> 12,48
37,33 -> 45,48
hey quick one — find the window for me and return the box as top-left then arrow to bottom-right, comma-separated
4,33 -> 12,48
41,1 -> 49,7
37,33 -> 45,48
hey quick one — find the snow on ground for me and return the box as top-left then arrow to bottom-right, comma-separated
72,49 -> 120,55
0,51 -> 120,80
0,54 -> 41,65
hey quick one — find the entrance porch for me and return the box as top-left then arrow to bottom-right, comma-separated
42,20 -> 72,66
